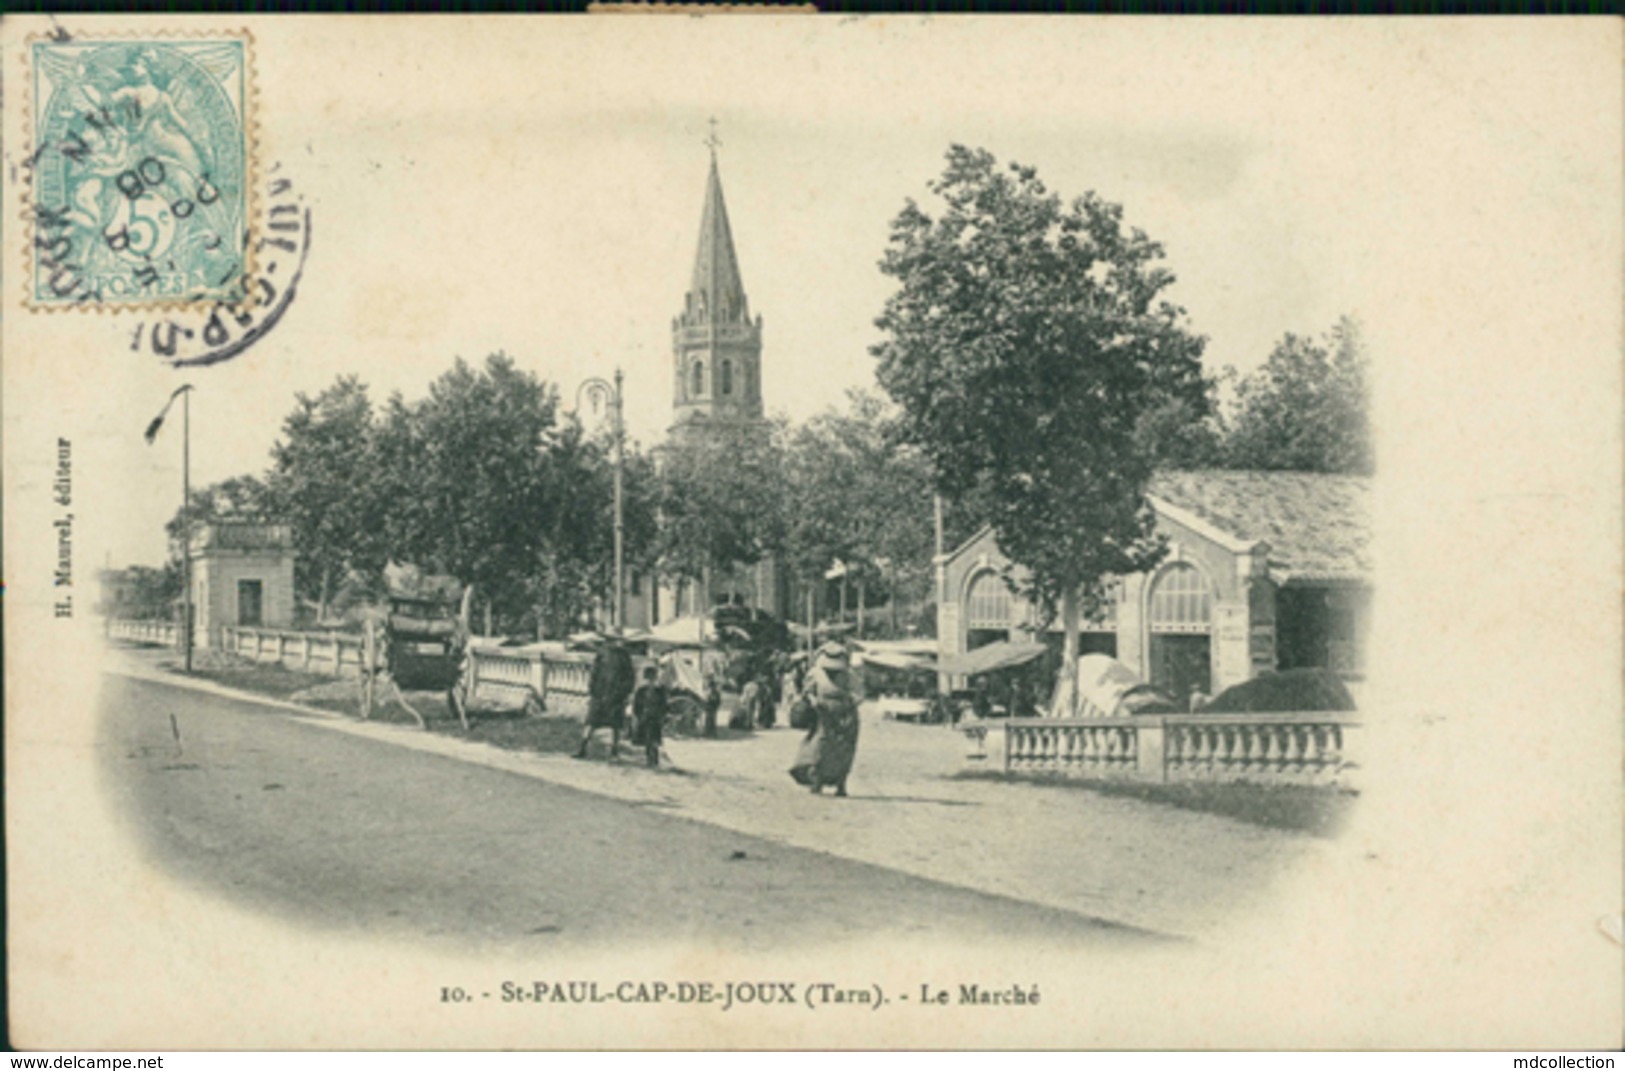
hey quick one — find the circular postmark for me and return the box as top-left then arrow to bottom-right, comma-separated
125,161 -> 311,368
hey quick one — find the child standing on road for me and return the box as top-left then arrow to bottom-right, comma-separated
631,666 -> 668,768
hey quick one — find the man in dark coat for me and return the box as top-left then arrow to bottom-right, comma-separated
576,636 -> 635,760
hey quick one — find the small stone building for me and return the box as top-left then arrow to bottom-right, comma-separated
936,471 -> 1372,706
188,522 -> 297,648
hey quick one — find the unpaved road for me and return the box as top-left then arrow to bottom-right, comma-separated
101,674 -> 1166,951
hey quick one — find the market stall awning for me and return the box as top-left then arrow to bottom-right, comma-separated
940,640 -> 1048,677
858,649 -> 935,672
565,628 -> 651,649
645,616 -> 752,648
646,615 -> 713,647
855,639 -> 938,657
789,621 -> 856,640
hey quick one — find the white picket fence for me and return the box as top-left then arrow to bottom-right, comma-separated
963,712 -> 1360,787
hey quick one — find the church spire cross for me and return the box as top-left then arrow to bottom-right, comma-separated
705,117 -> 722,155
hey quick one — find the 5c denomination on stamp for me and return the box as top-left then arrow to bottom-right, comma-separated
26,33 -> 252,310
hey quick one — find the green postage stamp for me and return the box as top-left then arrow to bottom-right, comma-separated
27,35 -> 251,309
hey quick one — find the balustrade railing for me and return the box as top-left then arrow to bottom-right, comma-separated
965,712 -> 1359,787
1006,719 -> 1140,775
108,618 -> 179,647
462,643 -> 592,717
212,626 -> 597,717
116,619 -> 638,724
1162,714 -> 1351,784
221,625 -> 366,678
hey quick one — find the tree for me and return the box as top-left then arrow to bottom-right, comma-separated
783,389 -> 938,636
107,562 -> 182,620
1222,316 -> 1372,475
526,422 -> 660,639
1133,389 -> 1226,470
266,376 -> 381,621
872,145 -> 1209,677
164,474 -> 273,556
371,354 -> 569,632
655,421 -> 787,601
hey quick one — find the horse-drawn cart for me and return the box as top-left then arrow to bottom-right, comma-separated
360,566 -> 474,728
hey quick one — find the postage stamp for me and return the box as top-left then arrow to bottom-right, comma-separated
26,34 -> 252,310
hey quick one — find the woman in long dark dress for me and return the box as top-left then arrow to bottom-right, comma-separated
576,637 -> 635,760
788,644 -> 860,797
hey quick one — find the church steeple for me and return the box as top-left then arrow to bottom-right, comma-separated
671,135 -> 764,436
687,153 -> 750,328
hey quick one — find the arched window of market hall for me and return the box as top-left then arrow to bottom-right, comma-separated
1149,562 -> 1212,632
720,358 -> 733,396
965,570 -> 1013,650
692,360 -> 704,398
1148,562 -> 1213,705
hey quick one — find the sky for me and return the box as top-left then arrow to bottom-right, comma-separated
32,16 -> 1609,569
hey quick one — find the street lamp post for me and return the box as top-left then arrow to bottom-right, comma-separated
577,368 -> 625,635
145,384 -> 196,672
182,387 -> 192,672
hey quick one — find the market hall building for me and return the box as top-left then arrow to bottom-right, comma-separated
935,470 -> 1372,707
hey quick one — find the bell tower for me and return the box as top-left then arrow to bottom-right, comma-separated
670,135 -> 764,439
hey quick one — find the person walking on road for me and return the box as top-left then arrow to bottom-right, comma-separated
702,666 -> 724,738
576,635 -> 635,760
736,674 -> 762,731
760,654 -> 783,729
631,665 -> 669,768
788,643 -> 860,798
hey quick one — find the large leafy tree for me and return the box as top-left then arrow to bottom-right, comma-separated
1223,316 -> 1372,475
655,421 -> 788,598
164,474 -> 274,551
371,354 -> 568,631
783,389 -> 938,636
153,356 -> 663,638
265,376 -> 382,620
872,145 -> 1209,672
1133,390 -> 1226,470
526,420 -> 660,638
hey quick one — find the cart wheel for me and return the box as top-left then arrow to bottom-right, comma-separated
444,646 -> 474,730
522,690 -> 544,719
668,693 -> 703,737
448,680 -> 471,731
360,619 -> 379,720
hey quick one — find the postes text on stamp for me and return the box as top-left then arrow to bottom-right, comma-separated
27,35 -> 250,309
